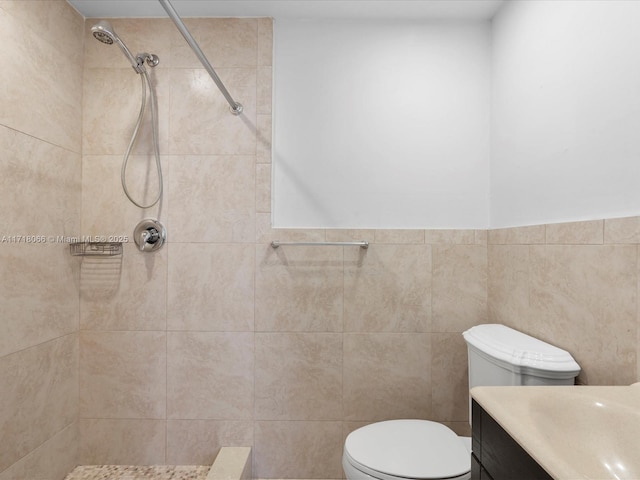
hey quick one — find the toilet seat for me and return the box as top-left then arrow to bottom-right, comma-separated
343,420 -> 470,480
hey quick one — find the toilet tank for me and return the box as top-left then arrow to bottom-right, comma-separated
463,324 -> 581,389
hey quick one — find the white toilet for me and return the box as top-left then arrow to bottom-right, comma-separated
342,324 -> 581,480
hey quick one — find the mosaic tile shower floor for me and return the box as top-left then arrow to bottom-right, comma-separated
64,465 -> 210,480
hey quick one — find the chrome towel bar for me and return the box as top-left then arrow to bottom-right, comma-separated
270,241 -> 369,249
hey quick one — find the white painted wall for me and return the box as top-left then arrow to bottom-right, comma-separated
273,19 -> 491,228
490,0 -> 640,228
274,2 -> 640,230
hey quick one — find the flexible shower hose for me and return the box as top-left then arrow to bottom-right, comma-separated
121,69 -> 163,209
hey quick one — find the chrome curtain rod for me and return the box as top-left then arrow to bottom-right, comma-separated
158,0 -> 243,115
271,241 -> 369,249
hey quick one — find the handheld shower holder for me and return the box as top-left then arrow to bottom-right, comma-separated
137,53 -> 160,69
134,219 -> 166,253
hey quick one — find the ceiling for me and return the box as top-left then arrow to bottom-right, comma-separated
67,0 -> 505,20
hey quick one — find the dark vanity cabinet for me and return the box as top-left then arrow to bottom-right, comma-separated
471,400 -> 553,480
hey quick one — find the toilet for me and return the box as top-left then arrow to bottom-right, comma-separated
342,324 -> 581,480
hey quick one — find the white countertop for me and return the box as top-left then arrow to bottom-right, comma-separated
470,384 -> 640,480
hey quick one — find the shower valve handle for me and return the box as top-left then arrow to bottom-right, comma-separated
139,228 -> 160,251
134,219 -> 166,253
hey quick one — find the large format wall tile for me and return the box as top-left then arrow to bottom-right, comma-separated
0,126 -> 81,237
170,18 -> 258,68
0,335 -> 77,473
545,220 -> 604,245
80,332 -> 167,418
82,67 -> 170,156
374,229 -> 425,244
82,68 -> 142,154
343,333 -> 431,421
257,66 -> 272,115
255,163 -> 271,212
80,243 -> 167,331
167,243 -> 254,331
254,421 -> 344,479
487,245 -> 531,333
79,418 -> 166,465
0,423 -> 77,480
255,333 -> 343,420
604,216 -> 640,244
0,2 -> 83,152
167,332 -> 254,420
256,114 -> 272,162
528,245 -> 637,385
81,154 -> 168,236
1,0 -> 83,70
325,229 -> 375,243
168,155 -> 255,243
489,239 -> 639,385
431,333 -> 469,422
257,18 -> 273,66
255,245 -> 343,332
0,244 -> 79,358
488,225 -> 545,245
168,68 -> 257,155
80,331 -> 166,419
432,245 -> 487,333
424,229 -> 484,245
344,245 -> 431,332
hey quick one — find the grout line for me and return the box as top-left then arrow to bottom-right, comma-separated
164,242 -> 169,464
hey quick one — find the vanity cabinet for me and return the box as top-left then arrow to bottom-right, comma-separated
471,400 -> 553,480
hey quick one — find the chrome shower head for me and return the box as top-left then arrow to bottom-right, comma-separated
91,20 -> 117,45
91,20 -> 145,74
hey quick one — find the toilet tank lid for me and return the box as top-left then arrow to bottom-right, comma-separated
463,324 -> 581,375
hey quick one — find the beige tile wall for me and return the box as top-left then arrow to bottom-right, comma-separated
0,1 -> 82,479
488,219 -> 639,386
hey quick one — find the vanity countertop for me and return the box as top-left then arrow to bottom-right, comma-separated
470,384 -> 640,480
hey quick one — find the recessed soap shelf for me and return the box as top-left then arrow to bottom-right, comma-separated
70,242 -> 123,257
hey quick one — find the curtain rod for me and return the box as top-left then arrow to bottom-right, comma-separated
158,0 -> 244,115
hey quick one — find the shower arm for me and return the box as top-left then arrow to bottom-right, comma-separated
158,0 -> 243,115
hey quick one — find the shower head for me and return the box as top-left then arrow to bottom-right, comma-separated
91,20 -> 145,74
91,20 -> 115,44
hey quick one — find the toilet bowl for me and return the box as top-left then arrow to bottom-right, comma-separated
342,324 -> 581,480
343,420 -> 471,480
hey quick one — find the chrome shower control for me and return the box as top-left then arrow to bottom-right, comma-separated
133,219 -> 166,253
